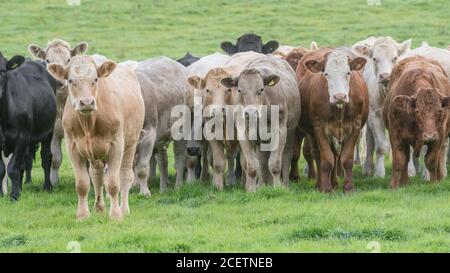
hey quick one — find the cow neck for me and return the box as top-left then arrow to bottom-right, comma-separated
76,112 -> 97,160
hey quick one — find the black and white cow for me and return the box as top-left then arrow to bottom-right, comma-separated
220,33 -> 279,55
0,53 -> 57,200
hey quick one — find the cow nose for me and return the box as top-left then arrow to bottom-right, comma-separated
333,93 -> 347,103
80,98 -> 95,107
423,132 -> 438,143
186,147 -> 200,156
379,73 -> 390,86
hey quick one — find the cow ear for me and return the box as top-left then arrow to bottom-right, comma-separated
353,44 -> 372,57
187,76 -> 205,89
305,59 -> 325,73
309,41 -> 318,51
220,77 -> 238,88
28,44 -> 46,59
350,57 -> 367,71
442,96 -> 450,108
71,42 -> 89,56
264,74 -> 280,87
393,95 -> 415,111
6,56 -> 25,70
262,40 -> 279,54
97,61 -> 116,78
47,63 -> 68,81
397,39 -> 412,56
221,41 -> 237,55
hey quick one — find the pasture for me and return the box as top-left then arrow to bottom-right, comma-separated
1,0 -> 450,252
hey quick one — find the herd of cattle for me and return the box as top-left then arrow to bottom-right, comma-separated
1,33 -> 450,220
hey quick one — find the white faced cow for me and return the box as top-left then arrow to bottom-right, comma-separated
352,36 -> 411,177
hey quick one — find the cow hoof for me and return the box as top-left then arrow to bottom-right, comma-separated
374,169 -> 385,177
109,211 -> 123,221
121,205 -> 130,216
362,165 -> 374,176
344,184 -> 354,193
225,175 -> 236,186
43,185 -> 53,192
10,195 -> 19,202
50,172 -> 59,186
139,189 -> 151,197
319,185 -> 332,193
94,202 -> 105,213
407,166 -> 416,177
422,170 -> 430,181
76,210 -> 90,221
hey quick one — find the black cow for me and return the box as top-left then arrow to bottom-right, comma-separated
0,53 -> 57,200
177,52 -> 200,67
220,33 -> 279,55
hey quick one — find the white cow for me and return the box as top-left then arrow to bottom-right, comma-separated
352,36 -> 411,177
185,52 -> 231,182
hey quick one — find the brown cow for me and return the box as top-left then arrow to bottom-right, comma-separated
47,56 -> 145,220
383,56 -> 450,188
299,48 -> 369,192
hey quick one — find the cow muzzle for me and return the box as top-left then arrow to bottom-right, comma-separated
332,93 -> 349,108
76,97 -> 97,115
378,73 -> 390,88
423,132 -> 438,144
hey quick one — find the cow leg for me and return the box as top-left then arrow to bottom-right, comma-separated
0,152 -> 6,196
256,150 -> 270,187
399,145 -> 411,185
149,154 -> 157,182
370,115 -> 389,177
24,143 -> 36,185
268,127 -> 287,187
89,162 -> 105,213
354,136 -> 361,165
340,128 -> 360,193
156,147 -> 170,193
209,140 -> 225,190
200,142 -> 210,182
133,128 -> 156,197
312,120 -> 335,192
119,143 -> 138,216
239,139 -> 258,192
225,144 -> 238,186
186,156 -> 197,182
425,142 -> 443,182
289,128 -> 301,181
282,129 -> 295,186
408,148 -> 418,177
66,139 -> 90,220
104,140 -> 124,220
173,140 -> 187,189
8,137 -> 28,200
390,142 -> 407,189
438,141 -> 448,179
50,132 -> 63,186
40,136 -> 53,192
303,136 -> 317,179
363,125 -> 375,176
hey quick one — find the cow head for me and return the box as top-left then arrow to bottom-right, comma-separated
394,88 -> 450,143
0,53 -> 25,96
220,33 -> 279,55
354,37 -> 411,89
28,39 -> 88,72
47,55 -> 116,115
221,68 -> 280,119
305,49 -> 366,106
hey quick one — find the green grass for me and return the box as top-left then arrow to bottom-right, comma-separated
1,0 -> 450,252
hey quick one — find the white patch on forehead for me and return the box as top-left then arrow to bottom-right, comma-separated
326,51 -> 349,72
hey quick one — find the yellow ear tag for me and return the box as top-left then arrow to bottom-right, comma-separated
268,79 -> 275,86
11,63 -> 17,69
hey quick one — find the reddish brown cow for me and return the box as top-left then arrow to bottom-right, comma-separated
298,48 -> 369,192
383,56 -> 450,188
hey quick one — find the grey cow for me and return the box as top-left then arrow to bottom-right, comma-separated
133,57 -> 188,196
221,55 -> 301,191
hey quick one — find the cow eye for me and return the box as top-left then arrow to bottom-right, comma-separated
227,88 -> 231,92
324,73 -> 328,77
237,89 -> 241,93
347,72 -> 351,76
206,89 -> 211,94
94,78 -> 98,82
67,58 -> 71,63
46,59 -> 50,64
68,79 -> 72,84
372,58 -> 377,62
393,57 -> 398,62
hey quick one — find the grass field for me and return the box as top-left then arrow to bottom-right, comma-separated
1,0 -> 450,253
